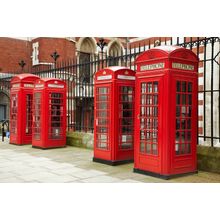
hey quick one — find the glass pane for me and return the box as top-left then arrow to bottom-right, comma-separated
176,106 -> 181,117
140,142 -> 145,152
153,82 -> 158,92
181,119 -> 186,129
98,95 -> 108,101
181,106 -> 186,117
186,143 -> 191,153
182,94 -> 186,105
152,144 -> 157,155
147,119 -> 151,129
153,119 -> 158,129
122,103 -> 133,110
176,119 -> 180,130
146,143 -> 151,154
187,106 -> 192,117
175,144 -> 180,154
176,94 -> 181,105
176,131 -> 180,142
147,83 -> 152,93
188,94 -> 192,105
140,131 -> 145,140
188,82 -> 192,92
182,81 -> 186,92
187,119 -> 191,129
153,95 -> 158,105
97,134 -> 107,141
147,95 -> 152,105
99,87 -> 108,94
141,83 -> 146,93
153,107 -> 158,117
97,127 -> 108,133
141,95 -> 146,105
187,131 -> 191,141
97,102 -> 108,109
177,81 -> 181,92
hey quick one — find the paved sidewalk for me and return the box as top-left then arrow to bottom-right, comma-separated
0,138 -> 220,183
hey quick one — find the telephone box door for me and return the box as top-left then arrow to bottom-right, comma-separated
94,84 -> 112,161
135,77 -> 163,174
115,83 -> 135,161
170,76 -> 197,174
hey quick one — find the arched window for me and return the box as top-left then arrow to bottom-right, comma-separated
78,38 -> 96,83
108,41 -> 122,66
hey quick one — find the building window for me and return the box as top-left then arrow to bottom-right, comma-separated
32,42 -> 39,65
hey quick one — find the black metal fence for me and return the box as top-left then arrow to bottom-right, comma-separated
0,37 -> 220,146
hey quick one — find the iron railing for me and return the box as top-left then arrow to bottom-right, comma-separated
0,37 -> 219,146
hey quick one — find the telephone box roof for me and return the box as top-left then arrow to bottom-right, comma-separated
136,45 -> 199,64
11,73 -> 39,83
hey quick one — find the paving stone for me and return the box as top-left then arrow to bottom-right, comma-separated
37,175 -> 78,183
121,179 -> 143,183
71,169 -> 107,179
50,167 -> 85,175
0,172 -> 16,179
81,175 -> 121,183
0,176 -> 26,183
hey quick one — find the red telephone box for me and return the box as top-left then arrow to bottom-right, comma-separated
93,66 -> 135,165
32,78 -> 66,149
10,73 -> 40,145
134,46 -> 198,179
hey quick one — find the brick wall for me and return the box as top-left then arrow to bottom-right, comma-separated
31,37 -> 76,65
0,37 -> 31,73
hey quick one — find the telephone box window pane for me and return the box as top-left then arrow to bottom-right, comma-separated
176,119 -> 180,130
98,95 -> 108,101
177,81 -> 181,92
176,94 -> 181,105
98,87 -> 108,94
140,142 -> 145,152
147,95 -> 152,105
152,144 -> 157,154
141,83 -> 147,93
176,106 -> 181,117
153,95 -> 158,105
187,131 -> 191,141
153,82 -> 158,92
187,119 -> 191,129
188,94 -> 192,105
146,143 -> 151,154
182,94 -> 186,105
181,119 -> 186,129
176,131 -> 180,142
188,83 -> 192,92
147,83 -> 152,93
182,82 -> 186,92
141,95 -> 146,105
186,143 -> 191,153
